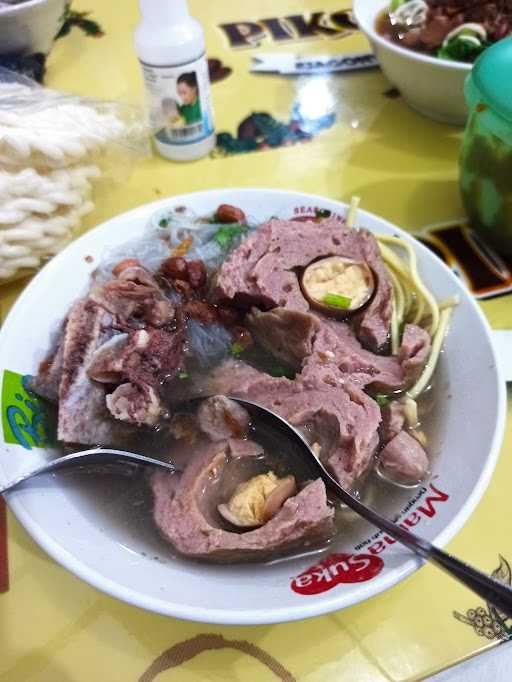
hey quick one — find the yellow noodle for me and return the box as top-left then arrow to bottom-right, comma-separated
411,293 -> 425,326
390,300 -> 400,355
402,283 -> 414,318
377,236 -> 439,335
378,241 -> 411,279
439,295 -> 460,310
346,195 -> 360,228
410,429 -> 428,447
402,396 -> 419,428
386,266 -> 405,321
378,244 -> 416,321
343,200 -> 457,402
407,306 -> 454,400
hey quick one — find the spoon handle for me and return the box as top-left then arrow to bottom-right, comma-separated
428,546 -> 512,617
230,397 -> 512,615
0,449 -> 178,496
323,475 -> 512,618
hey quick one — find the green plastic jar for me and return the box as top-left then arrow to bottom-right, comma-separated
460,37 -> 512,257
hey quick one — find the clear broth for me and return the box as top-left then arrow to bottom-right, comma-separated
52,350 -> 448,565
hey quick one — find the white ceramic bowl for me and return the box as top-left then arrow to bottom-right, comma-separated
353,0 -> 471,125
0,0 -> 67,56
0,189 -> 505,624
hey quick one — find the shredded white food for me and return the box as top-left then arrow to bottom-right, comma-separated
392,0 -> 428,27
0,84 -> 130,169
443,23 -> 487,47
0,165 -> 99,280
0,81 -> 146,281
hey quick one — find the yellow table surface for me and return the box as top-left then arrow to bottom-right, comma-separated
1,2 -> 512,680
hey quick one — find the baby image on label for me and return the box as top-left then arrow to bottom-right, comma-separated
160,71 -> 202,137
175,71 -> 202,124
145,54 -> 214,147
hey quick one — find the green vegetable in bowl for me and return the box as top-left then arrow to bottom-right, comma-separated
323,293 -> 352,309
438,24 -> 488,64
230,342 -> 245,357
375,394 -> 390,408
267,365 -> 296,380
212,224 -> 248,249
390,0 -> 410,10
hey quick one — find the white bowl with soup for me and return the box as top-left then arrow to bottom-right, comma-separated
0,189 -> 505,624
0,0 -> 67,57
353,0 -> 471,125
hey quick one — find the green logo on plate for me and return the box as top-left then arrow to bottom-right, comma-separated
1,370 -> 54,450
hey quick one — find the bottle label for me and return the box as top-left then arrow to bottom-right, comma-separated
140,53 -> 214,147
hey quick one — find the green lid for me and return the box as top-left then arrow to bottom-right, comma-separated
466,37 -> 512,121
465,37 -> 512,144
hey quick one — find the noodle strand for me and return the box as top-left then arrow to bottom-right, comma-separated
343,197 -> 458,404
377,235 -> 440,335
346,196 -> 360,228
407,306 -> 454,400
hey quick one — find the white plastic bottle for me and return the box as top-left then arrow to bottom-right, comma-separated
134,0 -> 216,161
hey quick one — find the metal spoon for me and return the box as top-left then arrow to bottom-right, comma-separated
232,397 -> 512,618
2,399 -> 511,617
0,448 -> 179,495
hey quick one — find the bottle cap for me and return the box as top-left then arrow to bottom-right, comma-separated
139,0 -> 189,22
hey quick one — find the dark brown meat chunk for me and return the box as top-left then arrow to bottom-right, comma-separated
87,327 -> 185,388
247,308 -> 319,369
419,14 -> 454,50
411,1 -> 512,51
90,264 -> 174,329
31,338 -> 65,403
215,204 -> 247,224
159,257 -> 207,290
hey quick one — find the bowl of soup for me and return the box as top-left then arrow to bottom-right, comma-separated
0,189 -> 505,624
0,0 -> 67,57
353,0 -> 472,125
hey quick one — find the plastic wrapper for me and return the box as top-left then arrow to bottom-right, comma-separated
0,68 -> 150,282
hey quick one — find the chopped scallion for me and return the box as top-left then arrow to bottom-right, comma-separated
230,342 -> 245,357
375,394 -> 390,408
267,365 -> 295,379
323,293 -> 352,309
212,224 -> 248,249
178,371 -> 189,380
